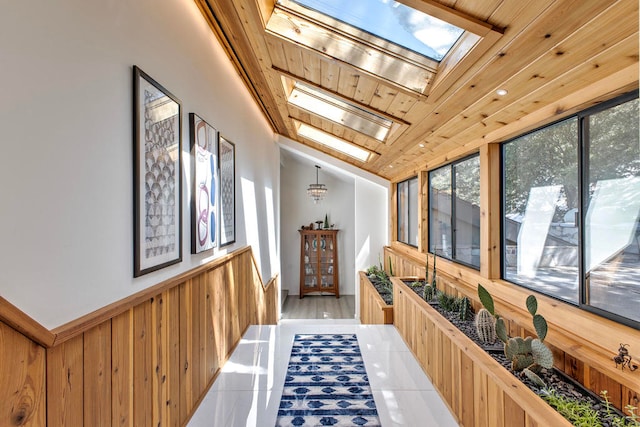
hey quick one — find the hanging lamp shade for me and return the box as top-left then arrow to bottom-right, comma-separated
307,165 -> 327,203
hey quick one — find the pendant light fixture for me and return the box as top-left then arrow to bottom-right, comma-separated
307,165 -> 327,203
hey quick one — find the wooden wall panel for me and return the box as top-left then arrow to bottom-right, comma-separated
111,309 -> 133,427
166,286 -> 181,427
2,246 -> 277,427
47,334 -> 83,426
178,282 -> 193,422
0,321 -> 45,427
133,300 -> 152,427
152,292 -> 168,427
84,323 -> 112,426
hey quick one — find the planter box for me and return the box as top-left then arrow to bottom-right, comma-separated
392,277 -> 572,427
359,271 -> 393,324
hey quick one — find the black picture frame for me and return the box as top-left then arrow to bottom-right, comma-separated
218,135 -> 236,247
189,113 -> 218,254
133,65 -> 182,277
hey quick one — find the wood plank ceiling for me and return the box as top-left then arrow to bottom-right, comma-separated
195,0 -> 638,181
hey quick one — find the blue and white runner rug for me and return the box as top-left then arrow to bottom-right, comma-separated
275,334 -> 381,427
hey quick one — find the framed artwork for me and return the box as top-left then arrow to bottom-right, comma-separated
133,65 -> 182,277
189,113 -> 218,254
218,136 -> 236,247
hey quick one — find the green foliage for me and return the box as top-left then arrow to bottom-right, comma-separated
388,256 -> 394,277
438,291 -> 457,311
625,405 -> 640,426
410,281 -> 422,289
478,284 -> 495,316
366,265 -> 381,276
541,388 -> 602,427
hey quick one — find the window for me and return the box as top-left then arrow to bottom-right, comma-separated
295,121 -> 372,162
502,92 -> 639,327
429,155 -> 480,269
503,119 -> 579,303
289,0 -> 464,62
397,176 -> 418,246
268,0 -> 501,95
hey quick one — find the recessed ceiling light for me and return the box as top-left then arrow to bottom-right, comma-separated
419,143 -> 425,148
496,89 -> 508,96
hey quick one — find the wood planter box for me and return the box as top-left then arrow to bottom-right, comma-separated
392,277 -> 572,427
359,271 -> 393,324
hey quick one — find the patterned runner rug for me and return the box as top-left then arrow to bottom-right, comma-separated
275,334 -> 381,427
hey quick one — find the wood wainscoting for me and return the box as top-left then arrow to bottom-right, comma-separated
385,245 -> 640,415
0,246 -> 278,427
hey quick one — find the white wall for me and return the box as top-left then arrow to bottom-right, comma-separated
280,156 -> 356,296
354,178 -> 389,317
0,0 -> 279,329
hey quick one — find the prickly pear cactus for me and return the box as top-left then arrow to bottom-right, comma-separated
475,308 -> 496,344
523,368 -> 547,388
512,353 -> 535,371
495,317 -> 508,343
531,338 -> 554,369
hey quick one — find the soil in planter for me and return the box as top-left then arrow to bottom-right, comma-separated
402,280 -> 637,427
367,275 -> 393,305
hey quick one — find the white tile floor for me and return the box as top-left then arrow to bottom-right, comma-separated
187,319 -> 459,426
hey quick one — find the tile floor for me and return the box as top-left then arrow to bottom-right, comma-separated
187,319 -> 459,426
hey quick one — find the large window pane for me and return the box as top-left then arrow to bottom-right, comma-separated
397,176 -> 418,246
429,155 -> 479,268
397,180 -> 408,243
408,177 -> 419,246
454,156 -> 480,267
429,167 -> 452,257
584,97 -> 640,323
503,119 -> 579,303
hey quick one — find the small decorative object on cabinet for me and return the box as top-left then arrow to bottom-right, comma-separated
299,229 -> 339,298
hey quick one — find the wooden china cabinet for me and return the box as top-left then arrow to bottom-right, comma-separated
299,229 -> 339,298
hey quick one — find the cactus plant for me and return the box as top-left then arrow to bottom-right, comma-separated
475,308 -> 496,344
422,283 -> 435,302
530,338 -> 554,370
431,254 -> 437,291
523,367 -> 547,388
458,296 -> 472,321
476,285 -> 554,374
478,284 -> 495,316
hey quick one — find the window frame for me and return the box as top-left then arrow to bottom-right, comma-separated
428,153 -> 481,270
396,175 -> 419,248
500,90 -> 639,330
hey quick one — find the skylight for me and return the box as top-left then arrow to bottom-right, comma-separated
288,82 -> 393,142
289,0 -> 464,61
296,122 -> 372,162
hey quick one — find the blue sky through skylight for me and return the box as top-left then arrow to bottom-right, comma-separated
291,0 -> 464,61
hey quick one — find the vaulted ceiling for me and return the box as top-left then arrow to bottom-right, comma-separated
195,0 -> 638,181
